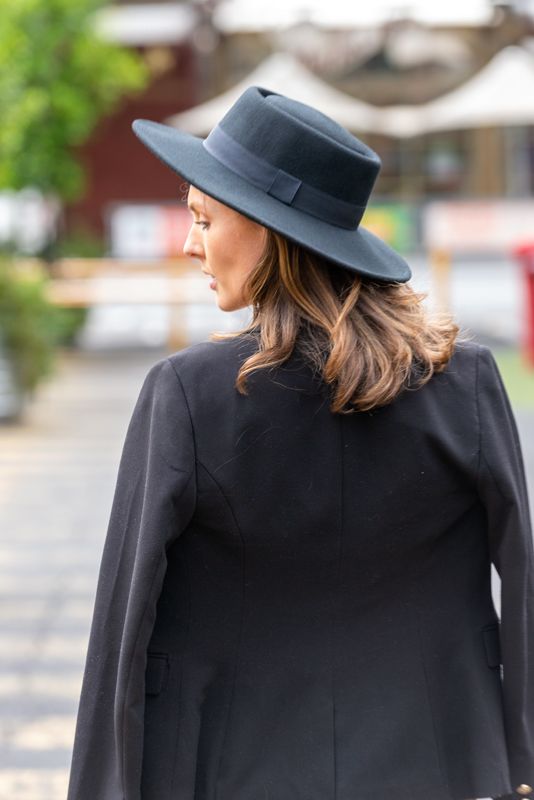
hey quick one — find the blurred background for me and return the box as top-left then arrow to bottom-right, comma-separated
1,0 -> 534,797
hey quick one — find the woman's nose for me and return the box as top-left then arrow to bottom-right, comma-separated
183,225 -> 202,259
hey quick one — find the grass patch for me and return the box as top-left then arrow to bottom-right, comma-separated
491,347 -> 534,410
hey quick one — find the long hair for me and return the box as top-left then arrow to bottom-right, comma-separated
210,229 -> 461,414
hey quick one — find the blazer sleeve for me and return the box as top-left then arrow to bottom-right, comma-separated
66,357 -> 196,800
476,344 -> 534,798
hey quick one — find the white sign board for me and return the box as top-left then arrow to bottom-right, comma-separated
423,200 -> 534,252
107,203 -> 191,259
0,189 -> 59,254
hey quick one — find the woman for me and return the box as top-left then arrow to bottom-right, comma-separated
66,86 -> 534,800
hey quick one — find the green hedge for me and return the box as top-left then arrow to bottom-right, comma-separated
0,259 -> 86,395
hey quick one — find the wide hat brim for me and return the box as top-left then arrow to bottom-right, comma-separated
132,118 -> 412,283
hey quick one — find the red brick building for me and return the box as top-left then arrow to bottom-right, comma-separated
64,2 -> 204,241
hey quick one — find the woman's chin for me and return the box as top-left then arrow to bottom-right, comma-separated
212,285 -> 249,312
215,292 -> 231,312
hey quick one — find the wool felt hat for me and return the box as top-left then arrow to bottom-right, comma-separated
131,85 -> 411,283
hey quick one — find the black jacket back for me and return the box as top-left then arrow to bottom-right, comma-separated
66,335 -> 534,800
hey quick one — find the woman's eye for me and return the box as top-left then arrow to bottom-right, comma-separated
195,221 -> 209,230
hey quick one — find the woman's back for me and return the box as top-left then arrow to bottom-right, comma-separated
66,85 -> 534,800
67,334 -> 532,800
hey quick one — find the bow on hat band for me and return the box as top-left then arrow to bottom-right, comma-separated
202,125 -> 366,231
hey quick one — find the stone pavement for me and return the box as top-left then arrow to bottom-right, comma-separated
0,345 -> 533,800
0,347 -> 167,800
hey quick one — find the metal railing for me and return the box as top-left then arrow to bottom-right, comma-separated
44,257 -> 211,350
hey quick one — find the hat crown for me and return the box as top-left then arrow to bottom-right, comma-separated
130,84 -> 412,282
215,86 -> 381,208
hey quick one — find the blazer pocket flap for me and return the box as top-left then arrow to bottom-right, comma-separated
145,652 -> 169,695
482,624 -> 501,668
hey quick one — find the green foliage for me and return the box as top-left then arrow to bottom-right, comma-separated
51,305 -> 90,346
0,258 -> 79,393
50,224 -> 107,258
0,0 -> 149,200
492,347 -> 534,409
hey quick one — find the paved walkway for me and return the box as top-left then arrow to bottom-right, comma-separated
0,347 -> 166,800
0,345 -> 533,800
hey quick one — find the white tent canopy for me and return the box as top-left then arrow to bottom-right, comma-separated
213,0 -> 494,32
379,44 -> 534,137
165,52 -> 384,135
166,45 -> 534,139
93,3 -> 196,45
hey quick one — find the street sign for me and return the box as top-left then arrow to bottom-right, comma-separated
423,200 -> 534,252
107,203 -> 191,259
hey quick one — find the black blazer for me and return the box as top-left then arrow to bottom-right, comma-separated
66,335 -> 534,800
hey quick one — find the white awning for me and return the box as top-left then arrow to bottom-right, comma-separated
378,44 -> 534,136
93,3 -> 197,46
165,44 -> 534,139
165,52 -> 384,135
214,0 -> 495,32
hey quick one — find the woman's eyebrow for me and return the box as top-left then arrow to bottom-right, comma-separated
187,201 -> 207,214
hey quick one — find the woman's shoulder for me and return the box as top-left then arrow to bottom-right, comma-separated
442,337 -> 484,372
410,337 -> 496,408
164,333 -> 258,382
162,334 -> 490,393
439,337 -> 499,384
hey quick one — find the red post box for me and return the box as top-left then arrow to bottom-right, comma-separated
512,242 -> 534,369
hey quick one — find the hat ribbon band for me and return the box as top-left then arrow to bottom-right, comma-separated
202,125 -> 365,230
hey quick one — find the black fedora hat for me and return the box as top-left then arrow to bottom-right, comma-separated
132,86 -> 411,283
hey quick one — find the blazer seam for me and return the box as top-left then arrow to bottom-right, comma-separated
194,460 -> 248,800
331,414 -> 344,800
475,346 -> 509,504
166,357 -> 199,512
120,466 -> 196,792
413,609 -> 453,797
120,557 -> 165,794
170,544 -> 193,795
475,344 -> 482,488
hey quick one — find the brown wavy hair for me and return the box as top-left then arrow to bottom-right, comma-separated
210,229 -> 461,414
